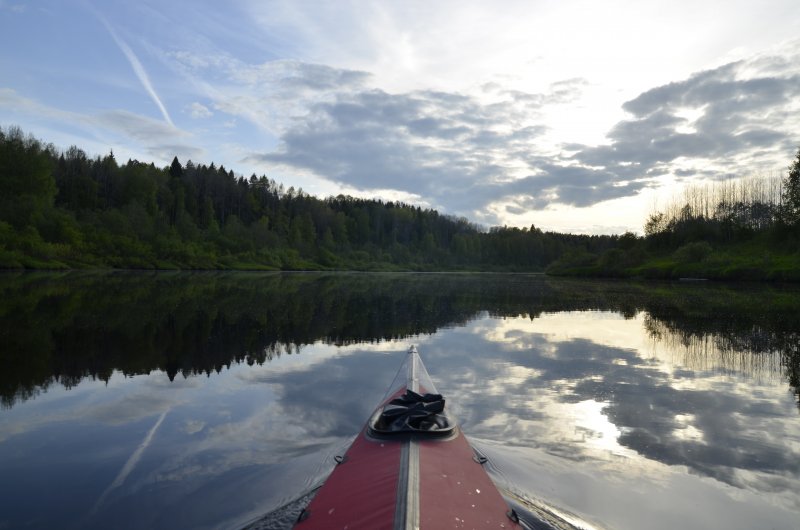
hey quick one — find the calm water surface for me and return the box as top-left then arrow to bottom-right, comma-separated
0,272 -> 798,529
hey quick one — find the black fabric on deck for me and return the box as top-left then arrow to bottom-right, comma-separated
373,390 -> 450,432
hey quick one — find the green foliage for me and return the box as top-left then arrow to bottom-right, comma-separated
673,241 -> 713,263
644,212 -> 666,236
784,146 -> 800,225
0,127 -> 56,229
598,248 -> 625,270
546,249 -> 599,275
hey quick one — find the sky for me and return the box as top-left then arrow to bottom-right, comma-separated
1,0 -> 800,234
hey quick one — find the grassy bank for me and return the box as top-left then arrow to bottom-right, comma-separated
548,240 -> 800,281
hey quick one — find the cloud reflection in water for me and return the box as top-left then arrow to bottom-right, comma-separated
416,311 -> 800,522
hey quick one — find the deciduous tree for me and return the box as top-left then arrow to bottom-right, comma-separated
784,146 -> 800,225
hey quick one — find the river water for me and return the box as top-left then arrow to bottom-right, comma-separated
0,272 -> 798,529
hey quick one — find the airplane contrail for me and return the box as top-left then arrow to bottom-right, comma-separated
100,17 -> 175,127
90,409 -> 169,515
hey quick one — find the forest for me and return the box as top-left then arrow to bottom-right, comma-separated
0,126 -> 619,271
1,125 -> 799,277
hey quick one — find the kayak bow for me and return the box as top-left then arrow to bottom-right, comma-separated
294,346 -> 521,530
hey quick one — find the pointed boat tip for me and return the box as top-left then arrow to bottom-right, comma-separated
408,345 -> 418,355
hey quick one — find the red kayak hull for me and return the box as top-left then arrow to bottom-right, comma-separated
294,348 -> 519,530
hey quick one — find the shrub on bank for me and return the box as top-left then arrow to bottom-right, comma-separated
673,241 -> 713,263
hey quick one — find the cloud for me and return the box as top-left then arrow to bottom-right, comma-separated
168,53 -> 373,140
0,89 -> 203,162
214,43 -> 791,224
503,165 -> 651,210
95,110 -> 181,142
0,0 -> 25,13
187,102 -> 212,119
575,53 -> 800,176
92,110 -> 203,161
183,419 -> 206,435
546,77 -> 590,104
0,87 -> 78,123
282,62 -> 372,91
246,84 -> 562,219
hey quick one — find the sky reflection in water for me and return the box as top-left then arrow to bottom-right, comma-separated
0,274 -> 798,530
423,312 -> 799,530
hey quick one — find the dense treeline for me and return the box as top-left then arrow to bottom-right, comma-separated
0,126 -> 621,270
549,147 -> 800,280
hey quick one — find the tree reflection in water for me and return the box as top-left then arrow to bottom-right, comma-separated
1,272 -> 798,410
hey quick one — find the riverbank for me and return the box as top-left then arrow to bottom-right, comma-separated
5,241 -> 800,281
